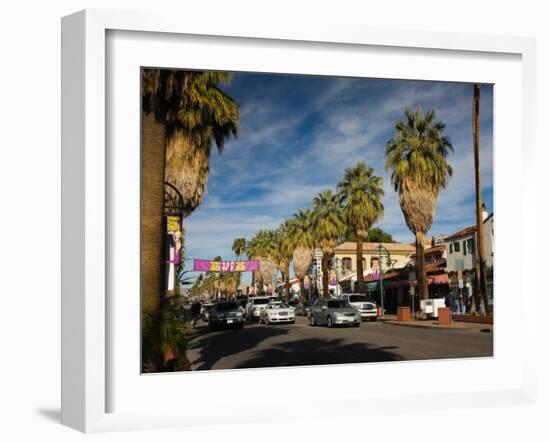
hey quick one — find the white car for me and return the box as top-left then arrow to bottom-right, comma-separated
246,296 -> 271,320
260,302 -> 295,324
338,294 -> 378,321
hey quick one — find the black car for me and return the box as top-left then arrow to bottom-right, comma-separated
208,302 -> 245,330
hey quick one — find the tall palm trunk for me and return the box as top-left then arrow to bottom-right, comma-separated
473,84 -> 490,314
141,111 -> 166,370
415,231 -> 428,300
299,278 -> 306,301
356,235 -> 365,294
322,252 -> 330,298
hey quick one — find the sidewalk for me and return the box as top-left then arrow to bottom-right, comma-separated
380,314 -> 493,332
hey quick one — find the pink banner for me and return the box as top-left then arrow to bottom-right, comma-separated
193,259 -> 260,272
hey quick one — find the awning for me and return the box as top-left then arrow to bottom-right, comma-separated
384,280 -> 412,289
427,274 -> 449,284
366,281 -> 383,291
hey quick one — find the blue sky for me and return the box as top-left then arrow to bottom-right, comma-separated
182,73 -> 493,274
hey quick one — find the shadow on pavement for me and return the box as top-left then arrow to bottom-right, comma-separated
233,337 -> 404,369
189,325 -> 290,370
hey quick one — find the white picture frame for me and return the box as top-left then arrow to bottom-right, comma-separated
61,9 -> 537,433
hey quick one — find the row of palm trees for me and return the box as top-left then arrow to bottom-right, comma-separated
238,108 -> 455,303
187,256 -> 242,299
238,162 -> 385,299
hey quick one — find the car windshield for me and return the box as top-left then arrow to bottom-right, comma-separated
349,295 -> 368,303
216,302 -> 238,311
270,303 -> 288,309
252,298 -> 269,305
326,300 -> 348,309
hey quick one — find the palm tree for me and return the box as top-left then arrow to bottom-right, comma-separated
337,162 -> 384,294
247,230 -> 278,295
272,222 -> 294,300
288,209 -> 314,299
141,70 -> 239,370
164,72 -> 240,217
232,238 -> 247,260
230,238 -> 246,297
311,190 -> 346,298
385,107 -> 453,302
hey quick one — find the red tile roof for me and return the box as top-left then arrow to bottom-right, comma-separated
444,225 -> 477,241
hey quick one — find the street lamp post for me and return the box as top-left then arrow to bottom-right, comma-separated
306,262 -> 316,303
374,244 -> 393,317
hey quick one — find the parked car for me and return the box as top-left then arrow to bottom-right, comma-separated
295,301 -> 312,317
260,302 -> 296,324
208,302 -> 244,330
338,294 -> 378,321
200,303 -> 214,322
246,296 -> 271,320
309,298 -> 361,327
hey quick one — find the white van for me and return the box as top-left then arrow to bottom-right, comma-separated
338,293 -> 378,321
245,296 -> 270,320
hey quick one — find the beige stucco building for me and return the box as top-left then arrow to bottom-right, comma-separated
333,242 -> 416,276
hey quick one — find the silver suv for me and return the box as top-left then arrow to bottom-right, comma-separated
309,298 -> 361,327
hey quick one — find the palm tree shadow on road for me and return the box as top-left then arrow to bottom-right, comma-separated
188,325 -> 290,370
234,338 -> 403,369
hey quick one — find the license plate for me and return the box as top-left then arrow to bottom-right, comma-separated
226,319 -> 233,324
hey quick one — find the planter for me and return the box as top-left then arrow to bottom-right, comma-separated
438,307 -> 452,326
397,306 -> 411,322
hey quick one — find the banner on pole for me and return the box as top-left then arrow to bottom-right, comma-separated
193,259 -> 260,273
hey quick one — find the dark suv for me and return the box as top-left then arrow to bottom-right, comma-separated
208,302 -> 245,330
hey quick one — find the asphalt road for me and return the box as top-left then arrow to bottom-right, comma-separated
186,316 -> 493,371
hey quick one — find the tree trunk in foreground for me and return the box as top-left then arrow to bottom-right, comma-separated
141,111 -> 166,371
473,84 -> 491,314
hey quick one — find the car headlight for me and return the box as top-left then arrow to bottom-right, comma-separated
236,312 -> 242,317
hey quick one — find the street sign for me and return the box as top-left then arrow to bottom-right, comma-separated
458,279 -> 464,289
